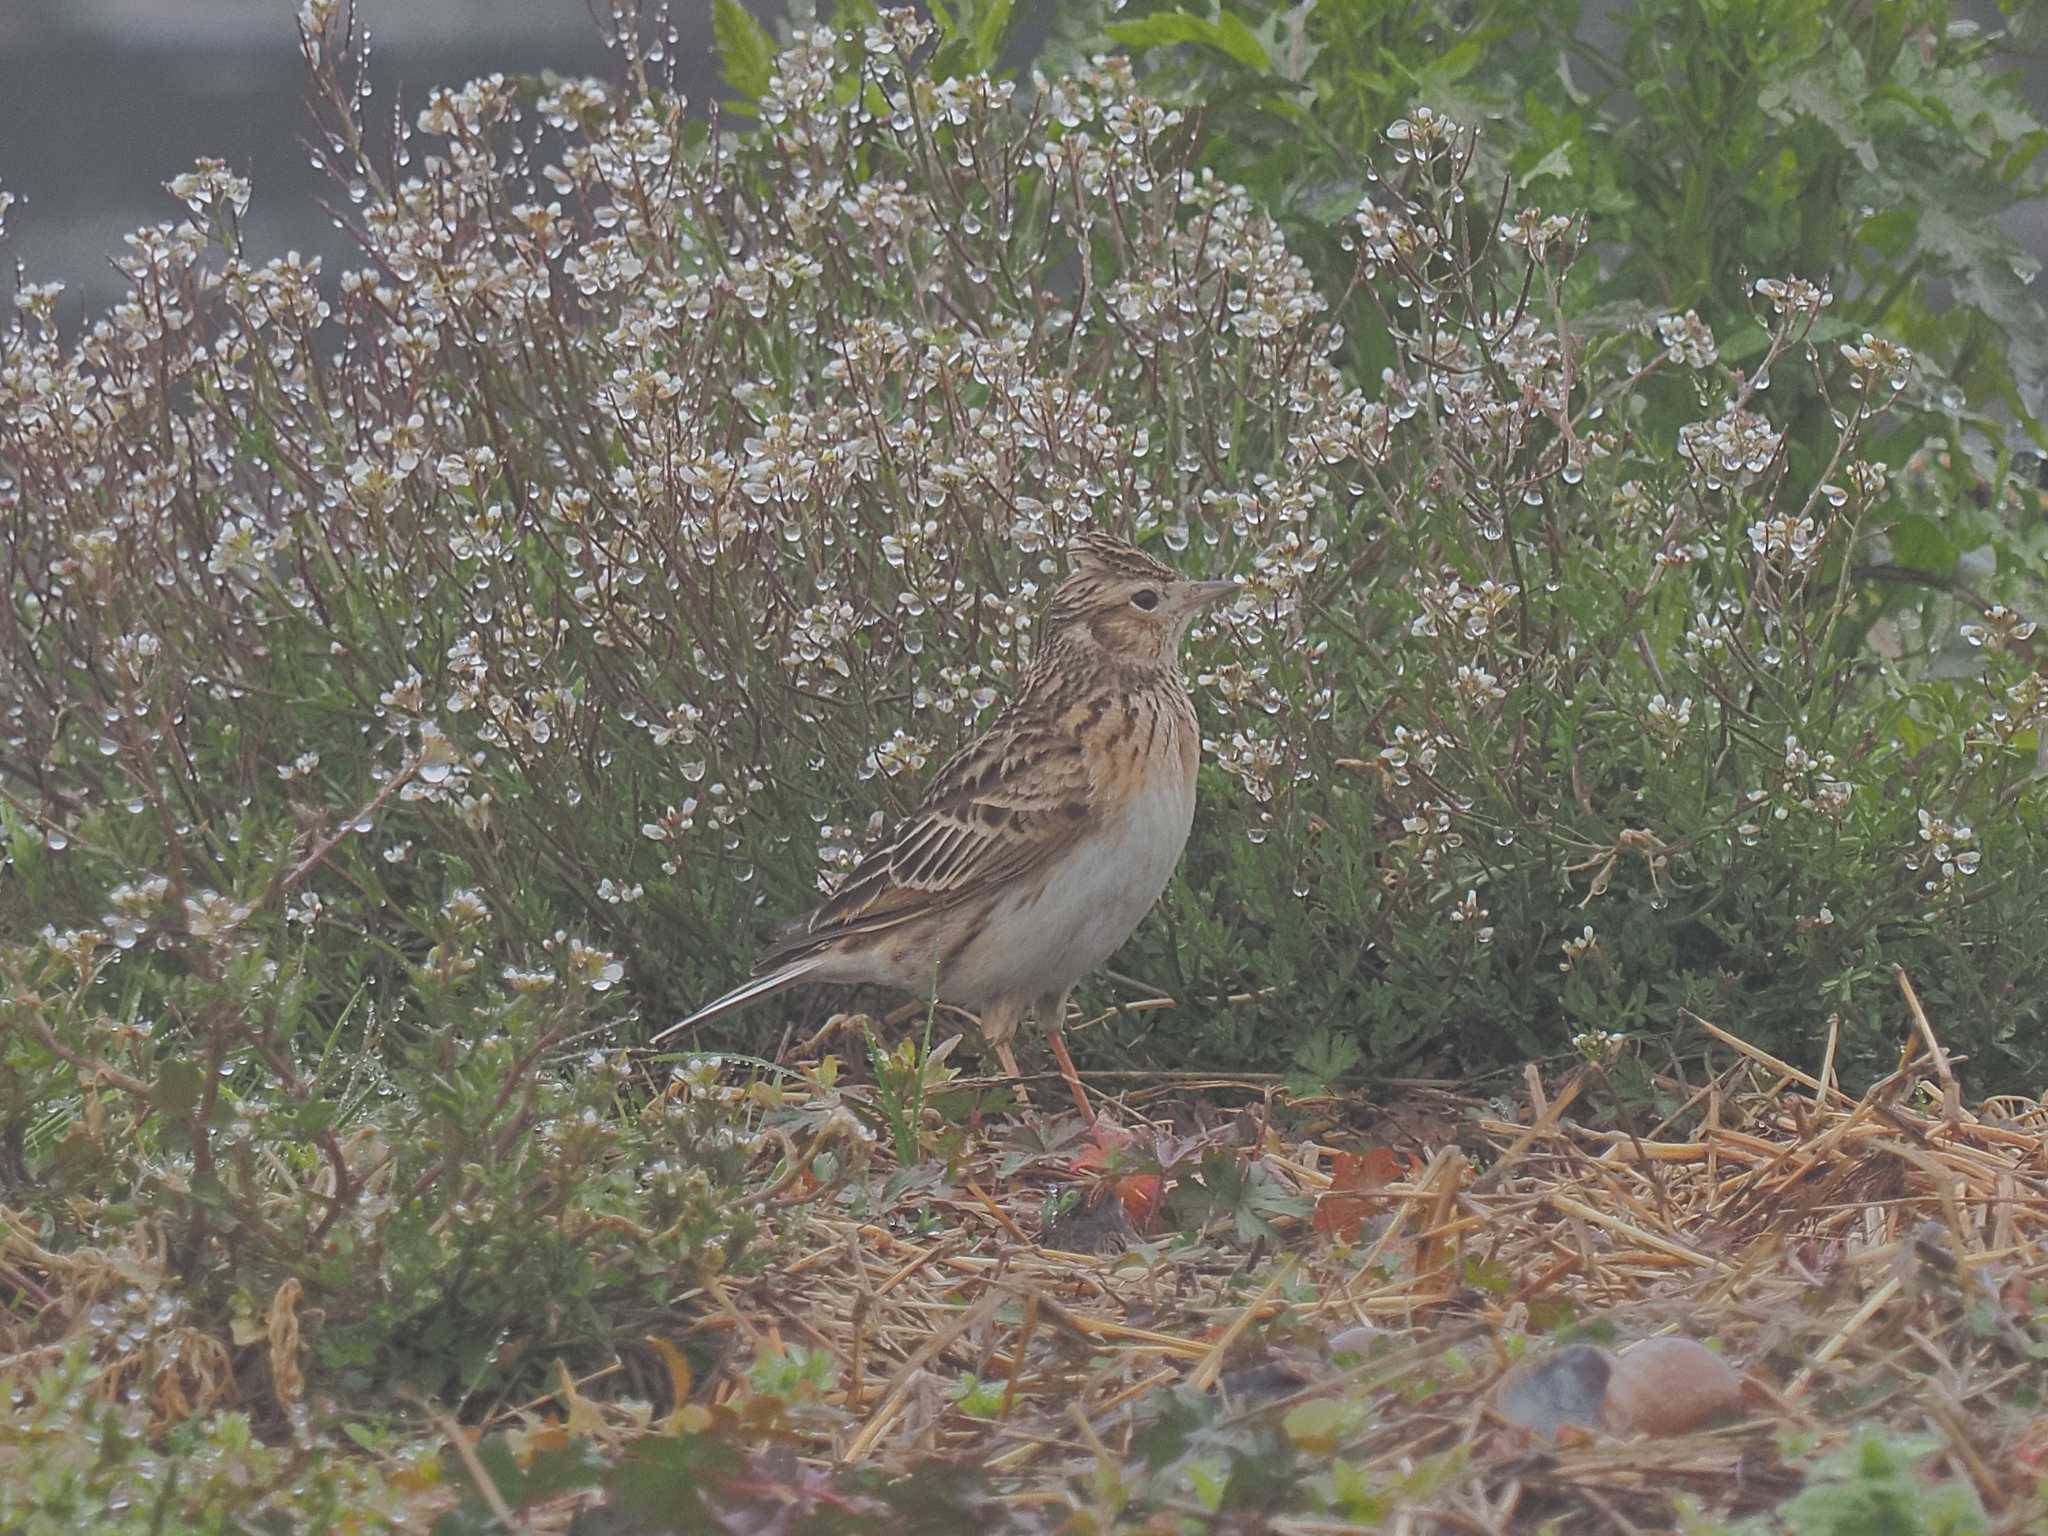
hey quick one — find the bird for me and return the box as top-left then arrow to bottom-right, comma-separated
652,531 -> 1237,1118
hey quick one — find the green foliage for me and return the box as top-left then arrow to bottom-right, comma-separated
951,1372 -> 1006,1419
1106,8 -> 1274,72
862,1012 -> 977,1164
928,0 -> 1017,77
712,0 -> 777,107
1168,1147 -> 1312,1243
747,1342 -> 838,1405
2,6 -> 2045,1252
2,836 -> 767,1404
1068,0 -> 2048,453
1,5 -> 2044,1528
1705,1430 -> 1991,1535
430,1430 -> 1006,1536
0,1346 -> 401,1534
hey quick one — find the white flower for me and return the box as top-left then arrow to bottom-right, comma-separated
1656,310 -> 1717,369
1559,926 -> 1598,971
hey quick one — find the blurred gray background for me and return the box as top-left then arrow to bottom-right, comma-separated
2,0 -> 2045,323
0,0 -> 638,316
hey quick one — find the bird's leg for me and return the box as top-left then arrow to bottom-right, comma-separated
1036,988 -> 1094,1122
994,1040 -> 1025,1086
980,1000 -> 1032,1108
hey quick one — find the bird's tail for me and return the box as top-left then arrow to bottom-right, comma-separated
648,953 -> 826,1046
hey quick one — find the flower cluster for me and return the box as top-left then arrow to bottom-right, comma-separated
2,12 -> 2035,1101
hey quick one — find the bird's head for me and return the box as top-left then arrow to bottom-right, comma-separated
1046,531 -> 1237,668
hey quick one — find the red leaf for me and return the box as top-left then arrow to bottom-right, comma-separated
1112,1172 -> 1163,1230
2014,1420 -> 2048,1474
1311,1146 -> 1411,1241
1068,1123 -> 1161,1232
1070,1122 -> 1136,1171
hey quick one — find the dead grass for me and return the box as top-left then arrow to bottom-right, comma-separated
7,983 -> 2047,1531
643,990 -> 2048,1529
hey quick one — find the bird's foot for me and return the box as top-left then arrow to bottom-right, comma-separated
1043,1025 -> 1095,1123
993,1040 -> 1034,1110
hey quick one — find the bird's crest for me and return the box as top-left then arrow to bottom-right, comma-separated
1065,530 -> 1178,585
1046,530 -> 1197,656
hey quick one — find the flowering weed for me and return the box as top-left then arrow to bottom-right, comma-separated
1,14 -> 2046,1516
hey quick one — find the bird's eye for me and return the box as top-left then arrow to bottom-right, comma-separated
1130,588 -> 1161,611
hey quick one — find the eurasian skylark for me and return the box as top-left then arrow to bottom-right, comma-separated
653,533 -> 1236,1117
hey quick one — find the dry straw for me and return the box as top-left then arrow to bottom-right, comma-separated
5,973 -> 2044,1529
653,980 -> 2047,1527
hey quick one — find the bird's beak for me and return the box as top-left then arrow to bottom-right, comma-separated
1175,578 -> 1239,611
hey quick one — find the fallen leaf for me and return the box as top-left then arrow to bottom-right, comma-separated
646,1335 -> 694,1422
1070,1123 -> 1163,1231
2012,1419 -> 2048,1474
1311,1146 -> 1410,1240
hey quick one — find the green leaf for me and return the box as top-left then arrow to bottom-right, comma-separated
605,1434 -> 745,1527
1759,53 -> 1877,173
284,1098 -> 340,1136
1330,1458 -> 1392,1520
1393,37 -> 1482,98
1282,1398 -> 1349,1452
970,0 -> 1013,72
930,0 -> 1013,79
1249,0 -> 1320,83
1185,1456 -> 1230,1511
155,1058 -> 204,1117
952,1373 -> 1005,1419
1889,513 -> 1955,575
1893,173 -> 2048,429
452,1433 -> 525,1511
1105,9 -> 1269,73
712,0 -> 776,104
520,1439 -> 611,1502
1519,142 -> 1575,185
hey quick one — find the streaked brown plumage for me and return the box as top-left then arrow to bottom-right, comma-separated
653,532 -> 1236,1116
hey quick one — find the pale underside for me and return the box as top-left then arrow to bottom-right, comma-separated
793,765 -> 1196,1041
754,658 -> 1202,1042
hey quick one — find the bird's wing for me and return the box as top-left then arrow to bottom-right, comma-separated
760,700 -> 1096,964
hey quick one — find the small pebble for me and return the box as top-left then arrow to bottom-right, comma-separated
1495,1342 -> 1612,1439
1602,1336 -> 1742,1436
1325,1324 -> 1384,1355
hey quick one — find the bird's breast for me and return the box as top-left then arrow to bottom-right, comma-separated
959,720 -> 1198,1002
882,684 -> 1203,1010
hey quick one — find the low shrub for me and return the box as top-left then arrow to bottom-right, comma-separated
3,3 -> 2047,1434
